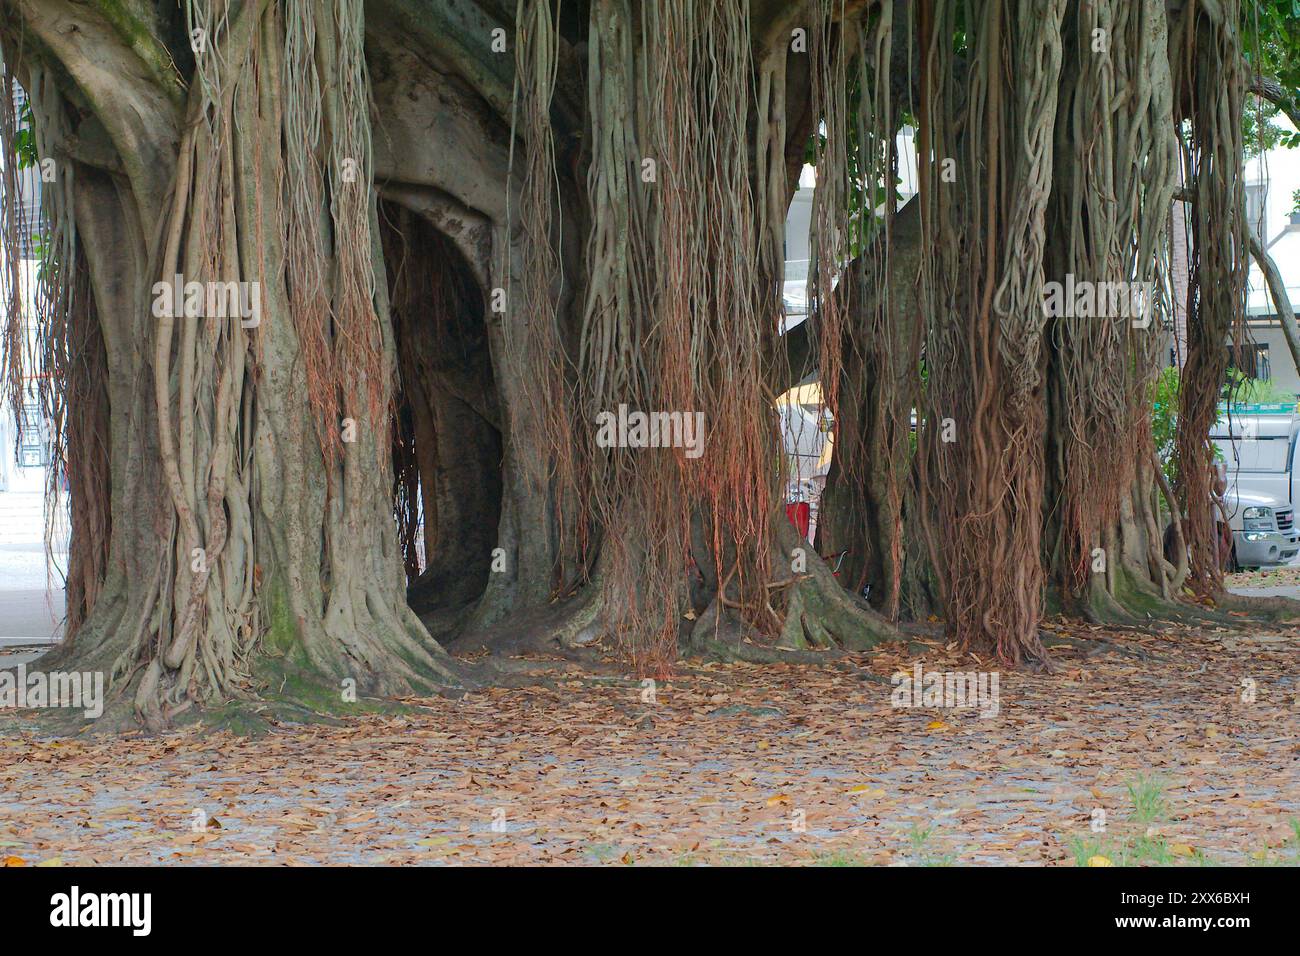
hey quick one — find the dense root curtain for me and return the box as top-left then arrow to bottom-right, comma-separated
1043,0 -> 1184,616
916,0 -> 1067,666
501,0 -> 901,668
1171,0 -> 1250,600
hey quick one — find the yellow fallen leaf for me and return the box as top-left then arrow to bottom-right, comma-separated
36,857 -> 64,867
925,720 -> 951,732
1170,844 -> 1195,857
766,793 -> 792,807
416,837 -> 451,848
848,785 -> 886,797
1087,855 -> 1113,867
2,855 -> 25,867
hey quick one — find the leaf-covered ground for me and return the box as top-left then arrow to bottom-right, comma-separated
2,618 -> 1298,866
1226,566 -> 1300,590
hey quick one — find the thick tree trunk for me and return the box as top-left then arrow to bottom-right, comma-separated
4,0 -> 466,730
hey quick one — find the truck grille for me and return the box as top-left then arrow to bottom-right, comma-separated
1278,509 -> 1294,533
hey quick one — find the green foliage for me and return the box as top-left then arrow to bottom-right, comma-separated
803,125 -> 902,261
1127,775 -> 1171,826
1068,775 -> 1184,866
1242,817 -> 1300,865
1221,367 -> 1295,404
1152,366 -> 1182,485
1243,100 -> 1295,155
1242,0 -> 1300,151
905,822 -> 957,866
9,100 -> 54,282
801,20 -> 908,262
810,850 -> 871,866
12,99 -> 37,170
29,233 -> 51,286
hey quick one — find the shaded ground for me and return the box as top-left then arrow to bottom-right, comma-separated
2,614 -> 1298,866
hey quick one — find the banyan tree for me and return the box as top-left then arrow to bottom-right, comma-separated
0,0 -> 1294,729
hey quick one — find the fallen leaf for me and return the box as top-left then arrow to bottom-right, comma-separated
848,785 -> 886,798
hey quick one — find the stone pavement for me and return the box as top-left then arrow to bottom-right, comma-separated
0,465 -> 66,644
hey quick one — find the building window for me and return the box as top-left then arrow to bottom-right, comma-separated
1227,342 -> 1271,381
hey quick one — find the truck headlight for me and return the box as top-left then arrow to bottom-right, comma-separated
1243,506 -> 1274,530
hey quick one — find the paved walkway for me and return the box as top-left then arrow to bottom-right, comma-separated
0,470 -> 67,644
1229,584 -> 1300,599
2,619 -> 1296,866
0,591 -> 64,643
1227,563 -> 1300,602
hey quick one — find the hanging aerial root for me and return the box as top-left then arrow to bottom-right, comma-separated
1171,0 -> 1249,600
916,0 -> 1067,668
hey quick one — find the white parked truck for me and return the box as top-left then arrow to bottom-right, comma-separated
1209,407 -> 1300,569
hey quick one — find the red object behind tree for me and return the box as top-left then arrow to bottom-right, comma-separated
785,502 -> 811,540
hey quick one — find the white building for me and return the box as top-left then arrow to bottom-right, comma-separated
1232,135 -> 1300,393
0,81 -> 48,492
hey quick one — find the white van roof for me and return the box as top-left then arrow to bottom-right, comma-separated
1209,414 -> 1299,441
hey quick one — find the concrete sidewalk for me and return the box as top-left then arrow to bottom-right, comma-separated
0,470 -> 68,644
0,643 -> 54,669
1228,583 -> 1300,599
0,589 -> 63,642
